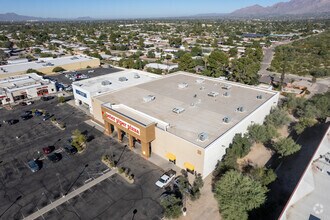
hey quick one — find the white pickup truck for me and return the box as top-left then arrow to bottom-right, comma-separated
155,169 -> 176,188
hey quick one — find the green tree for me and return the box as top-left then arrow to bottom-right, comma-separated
273,137 -> 301,157
247,124 -> 269,143
265,108 -> 290,128
228,47 -> 238,57
207,50 -> 229,77
191,46 -> 202,56
293,117 -> 317,135
71,129 -> 87,152
215,170 -> 268,220
147,51 -> 155,58
0,49 -> 8,61
178,53 -> 195,72
160,195 -> 182,219
249,167 -> 277,186
190,173 -> 204,201
52,67 -> 66,72
229,57 -> 260,85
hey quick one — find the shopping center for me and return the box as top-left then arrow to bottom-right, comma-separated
89,71 -> 279,177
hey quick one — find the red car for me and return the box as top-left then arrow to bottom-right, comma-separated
42,146 -> 54,154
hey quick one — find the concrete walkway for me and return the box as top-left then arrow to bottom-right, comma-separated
24,169 -> 117,220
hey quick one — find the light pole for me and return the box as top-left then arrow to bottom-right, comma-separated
131,209 -> 137,220
64,164 -> 88,196
0,195 -> 22,218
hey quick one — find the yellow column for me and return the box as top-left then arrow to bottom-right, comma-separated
104,122 -> 112,136
141,142 -> 150,158
128,134 -> 134,150
117,128 -> 122,142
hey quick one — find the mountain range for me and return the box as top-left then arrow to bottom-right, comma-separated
0,0 -> 329,21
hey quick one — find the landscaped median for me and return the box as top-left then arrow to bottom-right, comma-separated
101,155 -> 135,184
50,117 -> 66,130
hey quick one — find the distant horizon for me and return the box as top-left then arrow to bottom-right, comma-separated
0,0 -> 289,19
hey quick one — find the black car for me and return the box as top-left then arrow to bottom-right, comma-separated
20,111 -> 33,120
41,96 -> 54,101
3,119 -> 19,125
43,113 -> 54,121
47,153 -> 61,163
64,145 -> 77,155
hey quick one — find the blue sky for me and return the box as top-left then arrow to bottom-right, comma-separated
0,0 -> 288,18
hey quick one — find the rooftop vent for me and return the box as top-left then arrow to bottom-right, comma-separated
172,107 -> 185,114
208,91 -> 219,97
178,82 -> 188,89
223,92 -> 230,97
118,77 -> 128,82
196,78 -> 205,84
134,73 -> 140,79
223,116 -> 231,124
198,132 -> 208,141
222,85 -> 232,90
143,95 -> 156,103
101,80 -> 112,86
256,95 -> 263,100
236,106 -> 245,112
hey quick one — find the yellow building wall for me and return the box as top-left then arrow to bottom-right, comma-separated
151,128 -> 205,175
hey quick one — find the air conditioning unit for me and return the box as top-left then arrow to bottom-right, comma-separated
118,77 -> 128,82
143,95 -> 156,102
222,85 -> 232,90
101,80 -> 112,86
172,107 -> 185,114
223,92 -> 230,97
178,82 -> 188,89
196,78 -> 205,84
256,95 -> 263,100
236,106 -> 245,112
134,73 -> 140,79
223,116 -> 231,123
198,132 -> 208,141
208,91 -> 219,97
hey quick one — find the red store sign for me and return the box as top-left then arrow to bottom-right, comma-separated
105,112 -> 141,136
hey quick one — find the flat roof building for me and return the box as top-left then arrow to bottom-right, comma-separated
72,69 -> 161,114
92,71 -> 279,178
0,73 -> 57,105
280,124 -> 330,220
0,55 -> 100,78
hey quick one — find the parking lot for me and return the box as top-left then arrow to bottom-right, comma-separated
47,66 -> 123,86
0,98 -> 164,220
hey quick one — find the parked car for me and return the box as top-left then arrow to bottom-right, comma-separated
155,169 -> 176,188
21,114 -> 33,120
42,146 -> 54,154
28,160 -> 40,172
20,101 -> 27,106
47,153 -> 61,163
41,96 -> 54,101
64,145 -> 77,155
43,113 -> 53,121
3,119 -> 19,125
87,70 -> 95,73
34,110 -> 43,116
26,101 -> 34,105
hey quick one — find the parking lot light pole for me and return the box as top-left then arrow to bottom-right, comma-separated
131,209 -> 137,220
0,195 -> 22,218
64,164 -> 88,196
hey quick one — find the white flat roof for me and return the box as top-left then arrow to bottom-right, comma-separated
0,73 -> 54,92
0,55 -> 98,75
73,69 -> 161,97
97,71 -> 278,148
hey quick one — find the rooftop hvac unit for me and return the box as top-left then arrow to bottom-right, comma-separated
101,80 -> 112,86
196,78 -> 205,84
178,82 -> 188,89
143,95 -> 156,102
198,132 -> 208,141
118,77 -> 128,82
134,73 -> 140,79
223,116 -> 231,124
223,92 -> 230,97
236,106 -> 245,112
256,95 -> 263,100
172,107 -> 185,114
222,85 -> 232,90
208,91 -> 219,97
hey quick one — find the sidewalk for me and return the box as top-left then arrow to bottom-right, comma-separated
24,169 -> 116,220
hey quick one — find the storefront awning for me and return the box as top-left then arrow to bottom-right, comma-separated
165,153 -> 176,161
184,162 -> 195,171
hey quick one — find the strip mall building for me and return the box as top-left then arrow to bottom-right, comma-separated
89,71 -> 279,178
